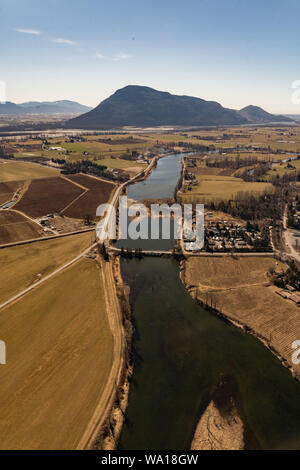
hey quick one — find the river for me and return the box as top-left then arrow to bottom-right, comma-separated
118,153 -> 300,450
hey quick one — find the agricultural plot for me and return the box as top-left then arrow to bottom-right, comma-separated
0,232 -> 93,305
96,156 -> 146,171
0,258 -> 114,449
179,167 -> 273,203
63,174 -> 115,220
185,256 -> 278,289
264,159 -> 300,180
12,134 -> 153,161
0,160 -> 59,181
0,210 -> 44,244
185,127 -> 300,152
0,180 -> 23,206
14,176 -> 85,217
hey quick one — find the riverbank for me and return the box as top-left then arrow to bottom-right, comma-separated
180,256 -> 300,379
78,256 -> 132,450
99,256 -> 133,450
191,400 -> 244,450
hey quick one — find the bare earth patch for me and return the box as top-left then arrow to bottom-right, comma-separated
191,400 -> 244,450
0,210 -> 44,244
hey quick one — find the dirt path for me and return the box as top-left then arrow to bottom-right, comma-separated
282,207 -> 300,263
76,258 -> 124,449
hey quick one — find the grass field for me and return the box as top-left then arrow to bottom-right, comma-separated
184,127 -> 300,151
14,176 -> 85,218
185,256 -> 280,289
0,232 -> 93,305
96,157 -> 146,170
263,159 -> 300,180
0,258 -> 114,449
12,134 -> 154,161
0,210 -> 44,244
0,161 -> 59,181
185,256 -> 300,372
179,172 -> 273,203
220,151 -> 294,163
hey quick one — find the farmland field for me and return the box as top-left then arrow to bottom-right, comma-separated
12,134 -> 154,160
96,156 -> 146,171
264,159 -> 300,180
0,210 -> 44,244
0,232 -> 93,305
185,256 -> 281,289
184,127 -> 300,151
178,170 -> 273,203
0,180 -> 24,205
0,258 -> 114,449
0,160 -> 59,181
14,176 -> 85,217
63,174 -> 115,220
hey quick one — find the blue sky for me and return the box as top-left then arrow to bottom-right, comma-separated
1,0 -> 300,113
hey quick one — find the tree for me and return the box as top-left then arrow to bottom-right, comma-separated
99,243 -> 109,261
84,214 -> 93,226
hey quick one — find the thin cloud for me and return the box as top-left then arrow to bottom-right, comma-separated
52,38 -> 79,46
96,53 -> 105,59
15,28 -> 41,35
113,53 -> 132,61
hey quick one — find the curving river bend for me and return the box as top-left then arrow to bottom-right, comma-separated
118,153 -> 300,450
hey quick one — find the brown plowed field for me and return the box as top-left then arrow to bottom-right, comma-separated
63,174 -> 115,220
0,180 -> 23,206
14,177 -> 85,217
0,210 -> 44,244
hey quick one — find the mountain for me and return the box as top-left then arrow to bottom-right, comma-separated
238,105 -> 292,124
0,100 -> 92,115
67,85 -> 248,128
283,114 -> 300,120
0,101 -> 27,115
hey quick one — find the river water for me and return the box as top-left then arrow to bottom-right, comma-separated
118,153 -> 300,450
114,153 -> 183,252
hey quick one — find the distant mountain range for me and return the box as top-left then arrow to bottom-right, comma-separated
238,105 -> 290,124
67,85 -> 293,129
0,100 -> 92,115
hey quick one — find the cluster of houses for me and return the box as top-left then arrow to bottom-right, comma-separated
205,220 -> 269,252
183,170 -> 199,191
276,285 -> 300,306
38,214 -> 57,233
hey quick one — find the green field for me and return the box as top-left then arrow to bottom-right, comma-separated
96,157 -> 146,169
179,173 -> 273,203
264,159 -> 300,180
0,258 -> 113,449
0,161 -> 59,181
13,134 -> 154,161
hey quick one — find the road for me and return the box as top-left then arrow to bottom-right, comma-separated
0,226 -> 95,250
282,206 -> 300,263
109,246 -> 275,257
77,259 -> 124,450
97,156 -> 157,242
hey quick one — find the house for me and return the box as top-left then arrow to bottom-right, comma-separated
275,290 -> 288,299
289,294 -> 300,304
286,284 -> 296,292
